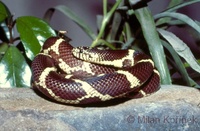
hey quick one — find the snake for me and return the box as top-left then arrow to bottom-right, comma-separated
31,36 -> 160,104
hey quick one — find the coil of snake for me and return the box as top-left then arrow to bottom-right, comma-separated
31,36 -> 160,104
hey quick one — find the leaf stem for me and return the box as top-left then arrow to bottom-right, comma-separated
103,0 -> 107,16
91,0 -> 122,47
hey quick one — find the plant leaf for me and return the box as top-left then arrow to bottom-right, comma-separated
164,0 -> 200,12
110,12 -> 123,41
155,0 -> 183,27
0,2 -> 11,42
0,1 -> 11,22
0,46 -> 31,87
158,29 -> 200,74
44,5 -> 96,40
91,0 -> 122,47
134,7 -> 171,84
16,16 -> 56,60
96,15 -> 103,31
0,42 -> 8,60
0,22 -> 10,42
161,40 -> 191,86
154,12 -> 200,35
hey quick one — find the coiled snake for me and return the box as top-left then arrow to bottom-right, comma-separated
31,37 -> 160,104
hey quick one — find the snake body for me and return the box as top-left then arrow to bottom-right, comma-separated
31,37 -> 160,104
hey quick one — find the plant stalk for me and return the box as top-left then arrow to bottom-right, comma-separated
91,0 -> 122,47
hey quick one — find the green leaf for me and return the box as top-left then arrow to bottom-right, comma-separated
110,12 -> 123,41
158,29 -> 200,74
122,37 -> 134,49
16,16 -> 56,60
188,78 -> 200,88
155,0 -> 183,27
0,46 -> 31,87
164,0 -> 200,12
93,39 -> 116,50
134,7 -> 171,84
0,2 -> 11,42
44,5 -> 96,41
167,0 -> 183,8
0,1 -> 10,22
0,22 -> 10,42
91,0 -> 122,47
96,15 -> 103,31
154,12 -> 200,35
0,42 -> 8,59
161,40 -> 191,86
156,0 -> 200,27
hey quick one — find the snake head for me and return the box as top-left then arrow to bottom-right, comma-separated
72,46 -> 101,62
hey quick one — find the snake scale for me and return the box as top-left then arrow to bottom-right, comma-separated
31,37 -> 160,104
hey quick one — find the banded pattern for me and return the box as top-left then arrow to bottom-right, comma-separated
31,37 -> 160,104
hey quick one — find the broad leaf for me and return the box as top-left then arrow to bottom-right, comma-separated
0,46 -> 31,87
158,29 -> 200,74
16,16 -> 56,60
0,2 -> 11,42
0,42 -> 8,60
0,1 -> 10,22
